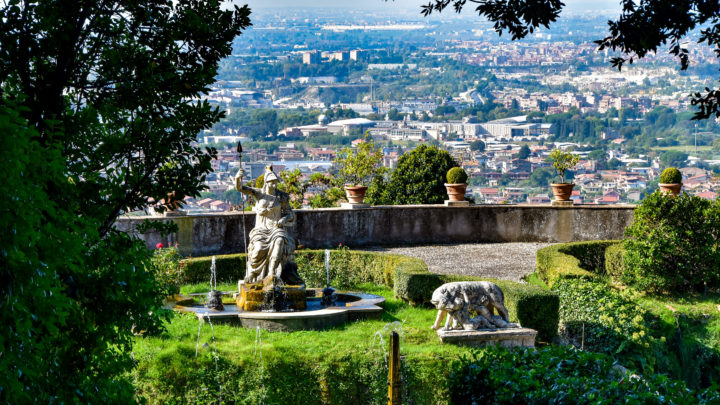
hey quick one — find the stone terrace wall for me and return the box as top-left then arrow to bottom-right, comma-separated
116,205 -> 635,257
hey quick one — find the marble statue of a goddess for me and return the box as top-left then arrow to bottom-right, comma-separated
235,165 -> 304,286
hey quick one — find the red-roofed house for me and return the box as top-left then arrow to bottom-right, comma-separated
696,191 -> 718,200
595,190 -> 620,205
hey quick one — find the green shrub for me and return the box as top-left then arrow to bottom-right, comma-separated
549,149 -> 580,183
535,241 -> 621,287
624,191 -> 720,293
605,242 -> 626,281
660,167 -> 682,184
446,167 -> 468,184
553,279 -> 660,372
294,246 -> 408,289
448,345 -> 719,404
378,144 -> 459,205
393,264 -> 559,342
149,246 -> 185,295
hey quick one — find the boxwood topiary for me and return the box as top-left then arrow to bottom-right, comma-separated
660,167 -> 682,184
446,167 -> 468,184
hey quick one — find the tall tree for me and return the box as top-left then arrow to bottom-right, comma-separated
417,0 -> 720,120
0,0 -> 250,401
380,144 -> 459,204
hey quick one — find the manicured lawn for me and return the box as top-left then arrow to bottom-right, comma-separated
132,284 -> 468,403
143,284 -> 466,359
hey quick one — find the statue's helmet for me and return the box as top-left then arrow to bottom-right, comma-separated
263,165 -> 279,184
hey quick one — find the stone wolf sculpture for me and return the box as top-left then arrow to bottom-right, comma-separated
430,281 -> 510,331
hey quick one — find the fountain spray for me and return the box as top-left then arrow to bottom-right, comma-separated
205,256 -> 224,311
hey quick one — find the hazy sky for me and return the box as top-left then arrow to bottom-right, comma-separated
238,0 -> 621,13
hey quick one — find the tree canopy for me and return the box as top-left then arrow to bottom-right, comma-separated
418,0 -> 720,120
0,0 -> 250,401
374,144 -> 459,204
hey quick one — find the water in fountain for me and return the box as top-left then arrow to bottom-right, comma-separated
261,278 -> 294,312
324,249 -> 330,286
254,326 -> 264,372
254,326 -> 267,403
206,256 -> 224,310
371,321 -> 405,369
206,314 -> 222,401
211,256 -> 216,290
321,249 -> 337,306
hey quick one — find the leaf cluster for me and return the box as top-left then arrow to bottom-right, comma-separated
448,345 -> 718,404
374,144 -> 459,205
548,149 -> 580,183
623,191 -> 720,294
0,0 -> 250,401
334,136 -> 384,186
419,0 -> 563,40
553,279 -> 660,373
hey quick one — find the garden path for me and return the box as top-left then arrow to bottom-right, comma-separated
368,243 -> 553,282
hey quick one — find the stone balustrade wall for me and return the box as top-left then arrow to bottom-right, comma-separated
115,204 -> 635,257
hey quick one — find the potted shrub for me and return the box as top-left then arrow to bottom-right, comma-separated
445,167 -> 468,202
658,167 -> 682,196
334,136 -> 383,204
549,149 -> 580,201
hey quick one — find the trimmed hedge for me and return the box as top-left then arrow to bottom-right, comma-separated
183,249 -> 560,342
183,253 -> 246,284
392,262 -> 559,342
181,249 -> 417,289
605,242 -> 626,281
536,240 -> 621,287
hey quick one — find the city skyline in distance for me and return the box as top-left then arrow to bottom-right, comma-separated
237,0 -> 622,13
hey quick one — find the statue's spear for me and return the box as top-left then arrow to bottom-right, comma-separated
237,141 -> 248,256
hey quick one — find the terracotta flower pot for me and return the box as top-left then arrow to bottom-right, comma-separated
659,183 -> 682,196
444,183 -> 468,202
551,183 -> 574,201
344,185 -> 368,204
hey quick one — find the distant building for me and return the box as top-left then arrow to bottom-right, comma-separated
329,51 -> 350,62
292,76 -> 337,84
350,49 -> 367,61
326,118 -> 376,136
302,51 -> 321,65
527,194 -> 552,204
479,116 -> 553,140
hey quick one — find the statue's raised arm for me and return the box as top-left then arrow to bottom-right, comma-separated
235,169 -> 261,199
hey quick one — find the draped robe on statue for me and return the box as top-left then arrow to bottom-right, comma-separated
241,186 -> 304,286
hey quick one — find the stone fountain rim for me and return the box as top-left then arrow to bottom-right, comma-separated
171,289 -> 385,323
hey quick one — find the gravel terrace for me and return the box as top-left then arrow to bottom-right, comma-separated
368,243 -> 554,282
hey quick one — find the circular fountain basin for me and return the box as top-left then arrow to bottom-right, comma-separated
172,289 -> 385,332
